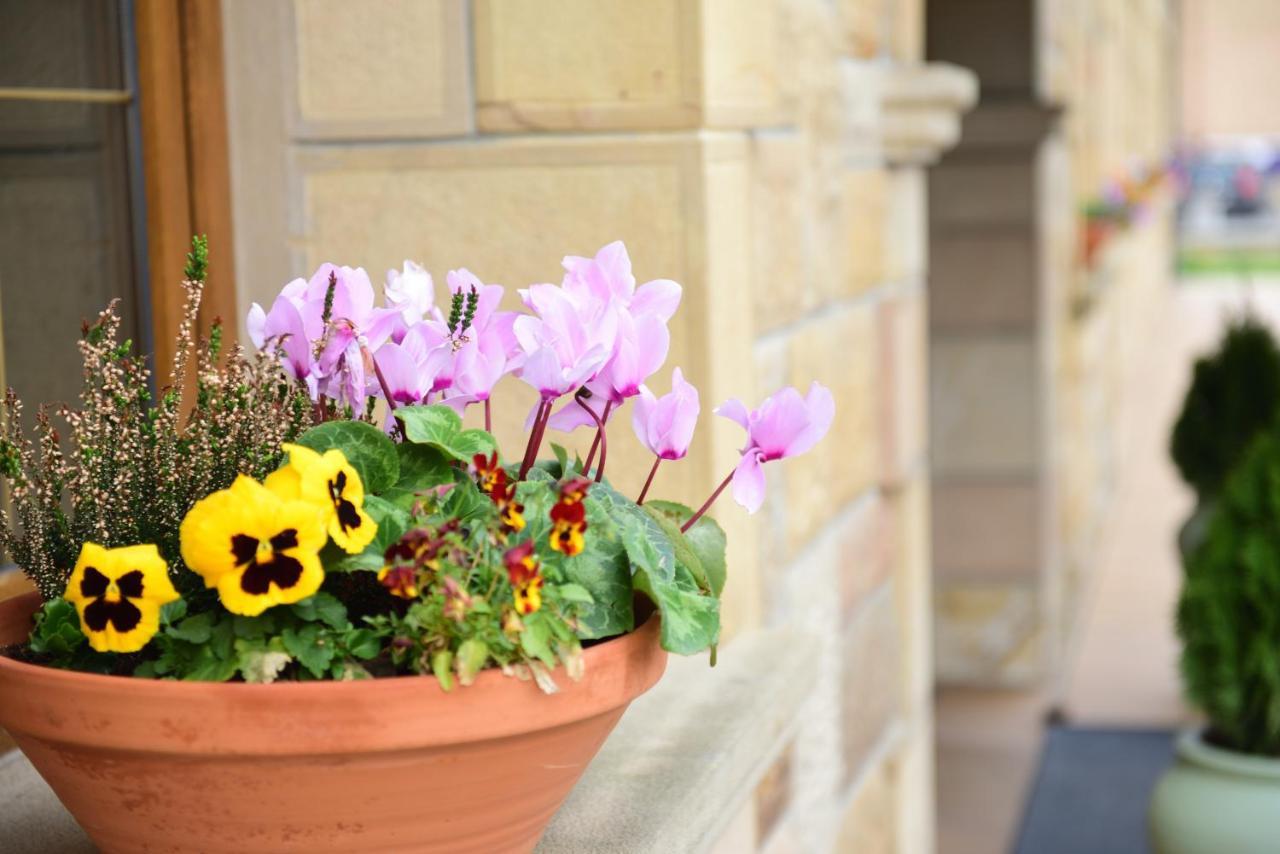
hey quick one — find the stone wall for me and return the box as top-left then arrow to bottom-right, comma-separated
928,0 -> 1175,687
221,1 -> 972,850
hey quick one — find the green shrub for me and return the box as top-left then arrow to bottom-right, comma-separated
1178,428 -> 1280,756
1171,316 -> 1280,501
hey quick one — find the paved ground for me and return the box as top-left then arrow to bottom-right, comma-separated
936,276 -> 1280,854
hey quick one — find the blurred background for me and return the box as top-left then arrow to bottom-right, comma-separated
1,0 -> 1278,852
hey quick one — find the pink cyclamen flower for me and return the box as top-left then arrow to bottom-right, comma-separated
246,292 -> 320,399
514,281 -> 614,402
384,260 -> 438,334
545,241 -> 682,432
632,368 -> 699,460
716,383 -> 835,514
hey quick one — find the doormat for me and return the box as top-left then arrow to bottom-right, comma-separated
1014,727 -> 1175,854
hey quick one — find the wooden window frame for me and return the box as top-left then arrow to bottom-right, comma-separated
135,0 -> 237,374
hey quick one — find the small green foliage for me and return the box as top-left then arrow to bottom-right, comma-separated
1179,429 -> 1280,755
395,404 -> 497,463
132,592 -> 378,683
1172,316 -> 1280,501
184,235 -> 209,283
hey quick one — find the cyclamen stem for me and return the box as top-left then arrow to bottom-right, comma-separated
517,400 -> 550,481
583,400 -> 612,474
575,396 -> 608,483
484,398 -> 492,434
681,469 -> 735,533
366,345 -> 405,439
637,457 -> 661,505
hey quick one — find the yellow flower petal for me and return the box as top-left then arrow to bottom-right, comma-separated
179,474 -> 327,616
64,542 -> 179,653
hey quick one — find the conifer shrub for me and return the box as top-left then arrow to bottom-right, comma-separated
1178,428 -> 1280,756
1171,316 -> 1280,501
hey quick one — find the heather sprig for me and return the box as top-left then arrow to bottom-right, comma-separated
0,245 -> 311,599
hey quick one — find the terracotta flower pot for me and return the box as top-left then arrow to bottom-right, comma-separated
0,592 -> 666,853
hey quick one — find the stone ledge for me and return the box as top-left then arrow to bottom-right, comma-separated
879,62 -> 979,166
0,629 -> 819,853
540,628 -> 820,852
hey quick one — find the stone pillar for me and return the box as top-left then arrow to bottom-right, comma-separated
926,0 -> 1177,689
927,0 -> 1063,687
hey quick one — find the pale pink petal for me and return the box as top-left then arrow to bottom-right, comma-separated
731,451 -> 767,514
785,382 -> 835,458
630,279 -> 682,322
715,398 -> 752,431
246,303 -> 267,349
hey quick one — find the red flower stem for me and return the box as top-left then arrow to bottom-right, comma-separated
582,400 -> 613,474
484,398 -> 492,434
681,469 -> 734,533
517,400 -> 550,481
637,457 -> 661,505
366,344 -> 404,439
574,396 -> 609,483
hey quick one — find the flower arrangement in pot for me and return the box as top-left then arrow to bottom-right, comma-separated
0,238 -> 832,854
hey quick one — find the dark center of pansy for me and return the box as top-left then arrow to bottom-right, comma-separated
79,567 -> 147,633
328,471 -> 362,533
83,597 -> 143,633
229,529 -> 305,595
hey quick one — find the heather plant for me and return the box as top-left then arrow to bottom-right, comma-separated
0,238 -> 312,600
6,239 -> 832,689
1178,428 -> 1280,756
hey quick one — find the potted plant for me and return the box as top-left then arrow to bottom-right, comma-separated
0,238 -> 832,853
1149,428 -> 1280,853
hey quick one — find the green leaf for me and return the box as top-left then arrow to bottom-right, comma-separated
642,505 -> 711,595
441,478 -> 491,523
167,611 -> 214,644
290,591 -> 348,629
28,599 -> 86,656
550,443 -> 570,478
633,561 -> 721,655
281,624 -> 336,678
296,420 -> 400,493
646,500 -> 728,597
231,612 -> 277,640
589,481 -> 675,582
432,649 -> 455,691
379,486 -> 425,513
554,583 -> 595,604
344,628 -> 381,660
397,404 -> 497,464
520,617 -> 556,667
326,495 -> 411,572
181,646 -> 239,682
160,599 -> 188,625
455,638 -> 489,686
395,442 -> 453,491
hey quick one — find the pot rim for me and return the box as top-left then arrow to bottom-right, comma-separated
1177,728 -> 1280,781
0,591 -> 668,754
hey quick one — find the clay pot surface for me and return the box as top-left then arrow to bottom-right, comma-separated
0,592 -> 666,853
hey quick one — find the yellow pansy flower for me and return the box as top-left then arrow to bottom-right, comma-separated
265,444 -> 377,554
64,542 -> 179,653
180,475 -> 327,616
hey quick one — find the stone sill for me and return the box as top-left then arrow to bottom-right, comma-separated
0,628 -> 819,853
